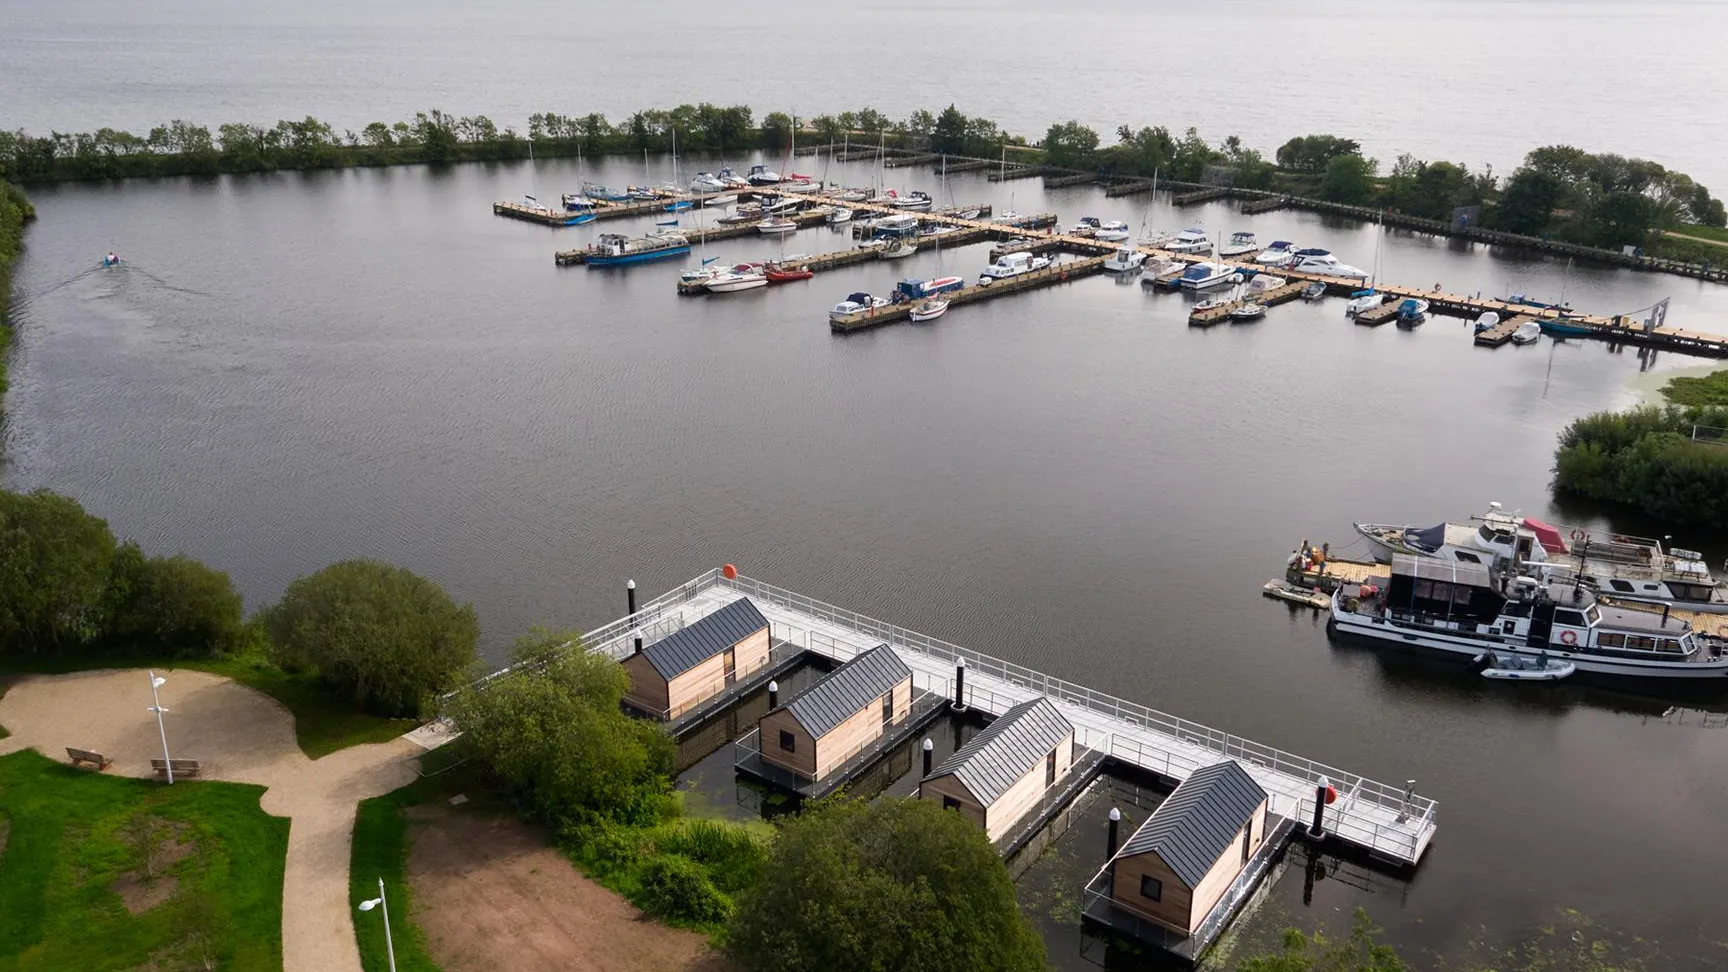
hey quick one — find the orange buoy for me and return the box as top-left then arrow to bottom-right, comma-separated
722,563 -> 738,580
1324,784 -> 1339,805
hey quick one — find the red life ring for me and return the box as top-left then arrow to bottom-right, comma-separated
1559,630 -> 1578,646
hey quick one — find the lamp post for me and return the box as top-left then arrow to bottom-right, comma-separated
147,671 -> 172,784
358,876 -> 398,972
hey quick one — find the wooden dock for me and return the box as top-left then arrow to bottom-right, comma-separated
1172,186 -> 1231,206
1353,301 -> 1401,327
1043,171 -> 1100,189
883,152 -> 941,168
547,570 -> 1437,868
1185,280 -> 1308,326
989,164 -> 1055,182
1104,179 -> 1157,198
1473,315 -> 1532,347
829,256 -> 1108,331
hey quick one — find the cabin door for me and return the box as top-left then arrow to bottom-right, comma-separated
1526,604 -> 1555,649
723,648 -> 736,685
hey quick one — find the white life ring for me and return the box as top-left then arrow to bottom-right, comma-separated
1559,630 -> 1578,646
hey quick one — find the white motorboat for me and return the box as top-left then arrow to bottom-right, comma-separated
702,193 -> 740,207
781,179 -> 821,194
1290,248 -> 1369,280
1166,228 -> 1213,254
826,208 -> 854,225
1300,281 -> 1327,301
758,217 -> 799,235
761,196 -> 804,215
1476,651 -> 1575,682
909,298 -> 950,322
718,204 -> 764,225
1218,231 -> 1260,257
830,291 -> 889,321
1256,240 -> 1300,266
1329,559 -> 1728,680
889,190 -> 934,211
1245,274 -> 1286,295
1193,295 -> 1234,312
705,271 -> 769,293
833,188 -> 870,203
979,251 -> 1050,283
1229,302 -> 1267,322
1511,320 -> 1541,345
1176,262 -> 1238,290
1095,220 -> 1132,243
1103,247 -> 1147,273
747,164 -> 782,185
1070,217 -> 1101,237
715,167 -> 751,189
1345,291 -> 1389,317
880,238 -> 918,259
1473,311 -> 1501,332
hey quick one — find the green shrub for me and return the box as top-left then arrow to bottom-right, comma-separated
654,819 -> 770,893
1552,405 -> 1728,528
637,853 -> 733,925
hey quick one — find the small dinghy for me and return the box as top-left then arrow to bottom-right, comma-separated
1300,281 -> 1326,301
1511,320 -> 1541,345
764,263 -> 814,283
1229,302 -> 1267,322
1474,651 -> 1575,682
909,298 -> 949,322
1472,311 -> 1501,332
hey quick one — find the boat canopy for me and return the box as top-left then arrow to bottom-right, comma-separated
1521,517 -> 1569,554
1403,523 -> 1447,552
845,292 -> 873,304
1350,288 -> 1377,297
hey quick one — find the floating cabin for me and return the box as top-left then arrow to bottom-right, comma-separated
919,697 -> 1074,841
758,644 -> 912,781
1108,761 -> 1270,936
622,596 -> 770,719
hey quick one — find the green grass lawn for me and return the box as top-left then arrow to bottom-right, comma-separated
0,748 -> 288,972
0,653 -> 415,760
1673,223 -> 1728,245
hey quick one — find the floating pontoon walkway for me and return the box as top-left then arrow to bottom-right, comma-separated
504,569 -> 1438,867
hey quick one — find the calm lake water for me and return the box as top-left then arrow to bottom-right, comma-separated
7,1 -> 1728,969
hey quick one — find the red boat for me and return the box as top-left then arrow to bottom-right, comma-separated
764,265 -> 814,284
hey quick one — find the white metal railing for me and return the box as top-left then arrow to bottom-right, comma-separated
709,572 -> 1438,836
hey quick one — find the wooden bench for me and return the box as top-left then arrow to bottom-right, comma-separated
66,747 -> 112,771
150,758 -> 202,779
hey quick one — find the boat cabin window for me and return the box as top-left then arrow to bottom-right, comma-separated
1554,609 -> 1588,628
1500,601 -> 1533,618
1453,551 -> 1483,564
1585,605 -> 1602,625
1673,583 -> 1713,601
1478,525 -> 1512,546
1598,632 -> 1625,649
1626,635 -> 1658,651
1412,579 -> 1473,604
1608,579 -> 1636,593
1661,639 -> 1685,654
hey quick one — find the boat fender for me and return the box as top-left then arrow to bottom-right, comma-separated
1559,630 -> 1578,646
1323,784 -> 1338,805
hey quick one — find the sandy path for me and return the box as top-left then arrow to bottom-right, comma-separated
406,804 -> 731,972
0,668 -> 418,972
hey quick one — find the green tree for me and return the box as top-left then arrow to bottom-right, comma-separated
103,548 -> 247,658
728,797 -> 1045,972
1169,126 -> 1216,181
759,111 -> 792,151
1492,168 -> 1562,234
1276,134 -> 1361,173
446,629 -> 674,828
1041,120 -> 1100,170
931,104 -> 968,155
1319,153 -> 1377,205
0,489 -> 118,654
263,559 -> 478,715
1581,189 -> 1657,248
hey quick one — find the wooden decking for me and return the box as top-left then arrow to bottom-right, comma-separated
1186,280 -> 1308,326
1474,315 -> 1533,347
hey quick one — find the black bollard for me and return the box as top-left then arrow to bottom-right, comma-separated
627,579 -> 641,653
1107,808 -> 1121,857
1308,776 -> 1329,839
954,658 -> 967,710
767,680 -> 779,708
922,738 -> 934,777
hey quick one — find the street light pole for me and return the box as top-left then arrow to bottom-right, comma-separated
147,671 -> 172,784
359,877 -> 398,972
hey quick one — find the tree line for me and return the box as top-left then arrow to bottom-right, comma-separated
0,487 -> 479,717
1,176 -> 31,406
1553,405 -> 1728,529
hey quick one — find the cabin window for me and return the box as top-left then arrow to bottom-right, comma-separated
1502,620 -> 1517,635
1609,579 -> 1636,593
778,730 -> 796,753
1140,876 -> 1162,902
1453,551 -> 1483,564
1661,639 -> 1684,654
942,795 -> 962,811
1627,635 -> 1657,651
1554,610 -> 1588,628
1452,584 -> 1473,605
1045,749 -> 1057,788
1598,632 -> 1626,649
882,693 -> 894,726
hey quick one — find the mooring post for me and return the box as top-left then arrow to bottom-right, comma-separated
1309,775 -> 1329,839
954,658 -> 967,710
627,579 -> 640,653
767,680 -> 779,708
1399,779 -> 1415,822
1107,808 -> 1121,857
922,738 -> 934,777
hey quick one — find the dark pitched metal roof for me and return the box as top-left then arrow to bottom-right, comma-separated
926,697 -> 1072,805
1114,760 -> 1267,888
639,597 -> 768,680
780,644 -> 911,738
